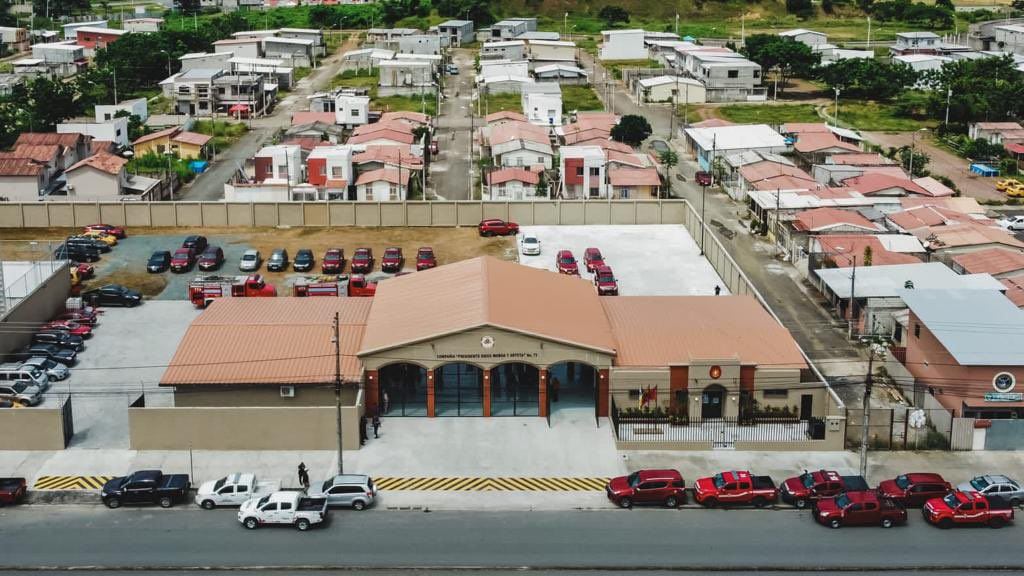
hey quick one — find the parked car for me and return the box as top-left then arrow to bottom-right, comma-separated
780,470 -> 869,509
996,178 -> 1024,193
18,343 -> 76,366
521,236 -> 541,256
693,470 -> 777,508
182,235 -> 208,254
583,247 -> 605,273
266,249 -> 289,272
197,246 -> 225,271
0,378 -> 45,406
21,356 -> 69,381
322,249 -> 346,274
195,473 -> 280,510
308,474 -> 377,510
84,224 -> 126,239
238,491 -> 329,531
478,219 -> 519,237
381,247 -> 404,273
0,362 -> 50,391
81,285 -> 142,307
55,243 -> 100,263
347,275 -> 377,297
695,171 -> 713,186
0,478 -> 27,506
877,473 -> 952,507
55,308 -> 97,326
100,470 -> 191,509
68,236 -> 111,253
555,250 -> 579,276
32,330 -> 83,351
239,249 -> 262,272
593,265 -> 619,296
351,248 -> 374,274
147,251 -> 171,273
1001,216 -> 1024,231
81,229 -> 118,246
923,491 -> 1014,528
170,248 -> 196,273
43,320 -> 92,338
445,63 -> 459,75
958,475 -> 1024,507
605,469 -> 686,509
293,249 -> 315,272
416,247 -> 437,271
814,491 -> 907,529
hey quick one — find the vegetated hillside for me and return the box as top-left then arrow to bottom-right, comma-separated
492,0 -> 792,31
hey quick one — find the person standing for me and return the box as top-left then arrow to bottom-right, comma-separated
372,414 -> 381,439
382,391 -> 391,414
298,463 -> 310,490
359,416 -> 368,446
714,285 -> 721,296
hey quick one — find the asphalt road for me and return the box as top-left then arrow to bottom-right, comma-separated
431,48 -> 475,200
1,508 -> 1020,570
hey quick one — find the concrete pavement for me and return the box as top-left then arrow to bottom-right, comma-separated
431,48 -> 475,200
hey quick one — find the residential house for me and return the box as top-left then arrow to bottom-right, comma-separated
253,144 -> 303,184
533,64 -> 588,84
213,38 -> 262,59
57,116 -> 130,147
638,76 -> 706,104
14,132 -> 91,170
899,288 -> 1024,418
788,207 -> 882,254
520,83 -> 562,126
96,98 -> 148,122
1000,276 -> 1024,308
348,127 -> 416,148
527,40 -> 576,64
815,45 -> 875,66
366,28 -> 418,46
893,54 -> 951,83
353,145 -> 424,173
169,68 -> 221,116
0,158 -> 47,200
278,28 -> 326,56
354,167 -> 410,201
230,56 -> 295,90
843,173 -> 933,197
683,124 -> 787,172
890,31 -> 941,56
378,59 -> 432,91
340,47 -> 394,71
481,40 -> 526,61
132,126 -> 211,159
993,24 -> 1024,56
792,132 -> 860,166
179,52 -> 233,73
306,145 -> 354,197
396,34 -> 442,56
489,18 -> 535,41
885,204 -> 982,233
778,28 -> 827,46
486,167 -> 541,200
122,18 -> 164,33
0,26 -> 29,54
262,36 -> 314,67
379,111 -> 430,127
485,110 -> 528,125
64,152 -> 129,198
215,73 -> 273,117
689,53 -> 763,102
335,92 -> 370,127
968,122 -> 1024,145
952,247 -> 1024,279
74,27 -> 126,55
285,120 -> 346,144
599,29 -> 646,60
232,30 -> 280,41
478,59 -> 530,82
437,20 -> 474,47
478,74 -> 534,94
913,222 -> 1024,264
488,121 -> 553,169
607,166 -> 662,199
559,145 -> 606,198
62,20 -> 106,40
27,42 -> 86,77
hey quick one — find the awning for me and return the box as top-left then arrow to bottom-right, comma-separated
228,104 -> 250,113
1005,143 -> 1024,156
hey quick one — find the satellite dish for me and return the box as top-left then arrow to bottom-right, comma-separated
908,409 -> 927,429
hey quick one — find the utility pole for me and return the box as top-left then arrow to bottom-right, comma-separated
848,254 -> 857,339
860,330 -> 886,478
333,312 -> 344,475
944,88 -> 952,126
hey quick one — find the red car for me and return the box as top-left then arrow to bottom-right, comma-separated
351,248 -> 374,274
780,470 -> 869,509
83,224 -> 126,239
170,248 -> 196,273
478,219 -> 519,237
606,469 -> 686,509
416,247 -> 437,271
877,473 -> 952,507
695,171 -> 712,186
74,262 -> 95,279
923,491 -> 1014,528
693,470 -> 778,508
322,249 -> 346,274
555,250 -> 579,276
583,247 -> 605,273
43,320 -> 92,338
593,265 -> 618,296
814,491 -> 907,529
56,309 -> 98,326
381,247 -> 404,273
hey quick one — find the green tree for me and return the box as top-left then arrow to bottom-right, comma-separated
785,0 -> 815,17
935,0 -> 954,9
177,0 -> 202,14
33,0 -> 89,16
742,34 -> 821,94
598,5 -> 630,26
1013,0 -> 1024,10
819,58 -> 918,100
658,149 -> 678,198
434,0 -> 492,23
535,171 -> 548,197
922,55 -> 1024,125
610,114 -> 652,147
897,146 -> 930,176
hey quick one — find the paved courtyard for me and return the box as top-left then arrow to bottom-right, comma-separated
517,225 -> 729,296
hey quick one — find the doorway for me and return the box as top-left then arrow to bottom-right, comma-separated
490,363 -> 539,416
378,363 -> 428,416
547,362 -> 597,416
800,394 -> 814,421
701,385 -> 725,420
436,363 -> 483,416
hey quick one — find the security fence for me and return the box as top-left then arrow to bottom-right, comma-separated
845,407 -> 955,451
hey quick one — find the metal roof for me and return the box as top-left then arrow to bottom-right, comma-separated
898,288 -> 1024,366
817,262 -> 1003,299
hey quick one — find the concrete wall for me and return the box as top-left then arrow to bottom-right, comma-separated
983,419 -> 1024,450
0,262 -> 71,359
172,384 -> 358,407
0,401 -> 69,450
129,403 -> 364,450
0,200 -> 689,228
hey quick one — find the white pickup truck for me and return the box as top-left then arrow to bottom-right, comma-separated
195,473 -> 280,510
237,491 -> 329,531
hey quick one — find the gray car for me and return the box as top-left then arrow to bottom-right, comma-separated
21,357 -> 66,383
239,249 -> 262,272
266,249 -> 289,272
308,474 -> 376,510
958,475 -> 1024,506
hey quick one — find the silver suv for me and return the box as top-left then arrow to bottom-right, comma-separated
309,474 -> 376,510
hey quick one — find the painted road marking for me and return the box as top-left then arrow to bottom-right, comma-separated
34,476 -> 113,490
374,477 -> 609,491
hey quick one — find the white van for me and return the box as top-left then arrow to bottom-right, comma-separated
0,364 -> 48,405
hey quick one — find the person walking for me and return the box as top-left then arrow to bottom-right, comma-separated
382,391 -> 391,414
297,463 -> 310,491
372,414 -> 381,438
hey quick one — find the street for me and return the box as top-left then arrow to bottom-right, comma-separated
865,131 -> 1001,202
431,48 -> 475,200
0,507 -> 1020,570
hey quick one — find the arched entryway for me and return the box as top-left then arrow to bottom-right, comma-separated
490,362 -> 539,416
378,363 -> 428,416
436,363 -> 484,416
547,361 -> 598,415
701,384 -> 726,420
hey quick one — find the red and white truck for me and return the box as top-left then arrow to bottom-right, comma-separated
780,470 -> 869,509
188,275 -> 277,308
922,491 -> 1015,529
292,276 -> 377,297
692,470 -> 778,508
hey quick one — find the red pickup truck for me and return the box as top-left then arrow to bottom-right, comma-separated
877,473 -> 952,507
0,477 -> 26,506
923,491 -> 1014,529
780,470 -> 869,509
814,491 -> 907,529
347,275 -> 377,297
693,470 -> 777,508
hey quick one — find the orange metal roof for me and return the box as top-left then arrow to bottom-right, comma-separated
488,121 -> 549,146
66,152 -> 128,175
14,132 -> 84,148
793,133 -> 860,154
830,153 -> 895,166
487,167 -> 539,185
1000,277 -> 1024,308
292,111 -> 337,126
738,160 -> 812,184
780,122 -> 831,134
352,120 -> 414,137
485,110 -> 527,124
348,129 -> 415,145
379,111 -> 429,125
0,158 -> 45,176
354,167 -> 410,186
3,144 -> 60,163
888,205 -> 968,231
914,222 -> 1024,250
358,257 -> 617,355
608,167 -> 661,186
601,296 -> 807,368
160,298 -> 372,386
172,131 -> 212,147
792,207 -> 877,232
815,235 -> 923,266
843,173 -> 930,196
953,247 -> 1024,276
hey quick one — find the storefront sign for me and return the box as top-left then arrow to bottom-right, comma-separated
984,392 -> 1023,402
436,352 -> 540,361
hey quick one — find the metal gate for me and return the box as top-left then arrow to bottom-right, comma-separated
950,417 -> 974,451
59,395 -> 74,447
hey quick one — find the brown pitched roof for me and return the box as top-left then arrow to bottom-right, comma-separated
14,132 -> 84,148
379,111 -> 429,125
953,247 -> 1024,276
358,257 -> 617,355
133,126 -> 179,146
601,296 -> 807,368
3,144 -> 60,163
161,298 -> 372,386
487,167 -> 539,185
67,152 -> 128,175
0,159 -> 45,176
792,207 -> 877,232
793,132 -> 860,153
844,173 -> 930,196
348,129 -> 415,145
608,167 -> 661,186
353,167 -> 410,186
816,235 -> 922,266
1000,276 -> 1024,308
485,110 -> 528,124
172,131 -> 212,147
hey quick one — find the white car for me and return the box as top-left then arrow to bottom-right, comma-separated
521,236 -> 541,256
1000,216 -> 1024,231
238,491 -> 329,531
239,249 -> 262,272
195,472 -> 279,509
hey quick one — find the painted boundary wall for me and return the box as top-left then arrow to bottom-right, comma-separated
0,200 -> 689,229
0,400 -> 70,450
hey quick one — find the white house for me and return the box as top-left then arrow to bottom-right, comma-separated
684,124 -> 788,172
893,54 -> 951,87
95,98 -> 148,122
29,42 -> 85,77
213,38 -> 262,59
637,75 -> 706,104
994,24 -> 1024,55
491,137 -> 554,170
527,40 -> 576,63
378,59 -> 433,88
57,116 -> 130,147
486,167 -> 541,200
306,145 -> 354,190
230,56 -> 295,90
479,59 -> 530,81
335,92 -> 369,126
533,64 -> 588,83
262,36 -> 314,67
521,83 -> 562,126
278,28 -> 325,56
778,28 -> 827,46
122,18 -> 164,33
254,144 -> 303,184
559,145 -> 607,198
354,167 -> 410,201
437,20 -> 474,46
62,20 -> 106,40
396,34 -> 441,56
481,40 -> 526,61
64,152 -> 128,198
599,29 -> 646,61
341,48 -> 394,70
890,31 -> 941,56
179,52 -> 233,72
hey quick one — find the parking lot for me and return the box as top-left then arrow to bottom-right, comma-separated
516,225 -> 729,296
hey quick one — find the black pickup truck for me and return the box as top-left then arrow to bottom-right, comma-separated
100,470 -> 191,509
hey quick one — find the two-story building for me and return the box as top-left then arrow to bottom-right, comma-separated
335,92 -> 370,127
481,40 -> 526,61
437,20 -> 474,46
0,26 -> 29,54
74,26 -> 126,55
96,97 -> 148,122
65,152 -> 129,198
278,28 -> 325,56
890,31 -> 941,56
306,145 -> 354,194
396,34 -> 442,56
262,36 -> 314,67
57,116 -> 130,147
599,29 -> 646,61
488,18 -> 536,41
122,18 -> 164,33
521,83 -> 562,127
253,144 -> 303,184
26,42 -> 86,77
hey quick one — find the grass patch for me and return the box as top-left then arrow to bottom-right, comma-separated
717,103 -> 822,125
602,59 -> 661,80
482,92 -> 523,114
86,270 -> 167,299
330,68 -> 378,92
374,94 -> 437,116
835,101 -> 939,132
293,67 -> 312,83
192,120 -> 248,150
562,85 -> 603,112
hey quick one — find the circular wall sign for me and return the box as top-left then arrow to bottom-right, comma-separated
709,365 -> 722,379
480,336 -> 495,349
993,372 -> 1016,393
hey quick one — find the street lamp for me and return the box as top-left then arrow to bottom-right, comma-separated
159,50 -> 172,77
833,87 -> 841,127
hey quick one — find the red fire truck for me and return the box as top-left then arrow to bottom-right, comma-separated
188,274 -> 277,308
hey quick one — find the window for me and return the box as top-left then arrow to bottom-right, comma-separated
764,389 -> 788,398
627,390 -> 640,399
538,156 -> 544,163
389,184 -> 400,201
350,108 -> 359,116
753,70 -> 760,78
619,187 -> 630,199
279,502 -> 292,511
914,324 -> 921,338
237,485 -> 248,493
575,167 -> 584,176
331,166 -> 342,178
727,69 -> 739,78
638,481 -> 667,490
589,167 -> 600,176
277,164 -> 288,176
589,187 -> 600,198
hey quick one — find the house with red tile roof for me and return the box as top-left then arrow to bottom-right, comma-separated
347,129 -> 416,147
792,132 -> 860,166
484,110 -> 528,125
999,276 -> 1024,308
354,167 -> 412,201
353,145 -> 424,171
792,207 -> 880,233
608,167 -> 662,198
912,222 -> 1024,264
378,111 -> 429,126
14,132 -> 91,170
843,173 -> 931,197
886,204 -> 975,232
485,167 -> 541,200
0,158 -> 48,200
811,234 -> 922,271
952,247 -> 1024,278
65,151 -> 130,197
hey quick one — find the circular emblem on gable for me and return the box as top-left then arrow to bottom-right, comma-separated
993,372 -> 1016,393
709,365 -> 722,379
481,336 -> 495,349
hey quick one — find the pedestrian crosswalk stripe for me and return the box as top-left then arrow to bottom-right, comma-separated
373,477 -> 609,492
34,475 -> 113,490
